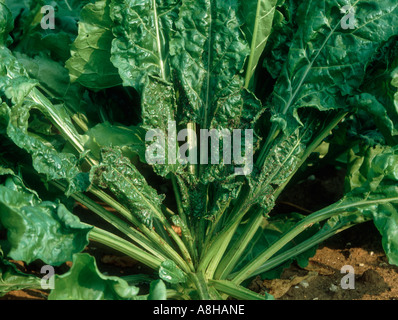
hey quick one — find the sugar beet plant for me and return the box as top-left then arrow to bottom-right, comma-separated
0,0 -> 398,300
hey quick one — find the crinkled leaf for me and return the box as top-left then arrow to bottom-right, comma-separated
90,147 -> 164,228
109,0 -> 185,177
347,39 -> 398,146
0,76 -> 38,106
0,167 -> 40,199
49,253 -> 140,300
209,76 -> 264,130
109,0 -> 183,175
159,260 -> 187,284
0,47 -> 89,195
270,0 -> 398,132
0,102 -> 85,195
249,124 -> 315,211
140,77 -> 184,177
0,46 -> 38,105
350,93 -> 398,142
110,0 -> 180,91
262,0 -> 298,81
0,178 -> 92,266
342,145 -> 398,265
170,0 -> 249,128
202,177 -> 243,219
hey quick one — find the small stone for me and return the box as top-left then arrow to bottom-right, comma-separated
360,269 -> 383,285
370,251 -> 374,256
300,280 -> 310,288
313,297 -> 319,300
359,263 -> 365,267
329,284 -> 338,292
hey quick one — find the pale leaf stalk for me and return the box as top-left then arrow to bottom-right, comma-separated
232,196 -> 398,284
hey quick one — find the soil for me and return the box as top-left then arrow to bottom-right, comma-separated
248,164 -> 398,300
249,221 -> 398,300
2,165 -> 398,300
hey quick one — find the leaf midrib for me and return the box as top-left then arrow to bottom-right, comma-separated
244,0 -> 276,89
203,0 -> 213,129
109,163 -> 163,220
281,0 -> 362,115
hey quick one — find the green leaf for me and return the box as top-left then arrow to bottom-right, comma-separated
148,279 -> 167,300
240,0 -> 278,89
50,0 -> 95,20
0,102 -> 85,195
0,46 -> 90,194
247,144 -> 398,279
0,2 -> 13,46
170,0 -> 249,127
49,253 -> 140,300
0,165 -> 14,177
270,0 -> 398,132
209,279 -> 273,300
66,0 -> 122,90
0,257 -> 41,297
84,121 -> 146,162
5,0 -> 92,58
32,32 -> 76,63
0,46 -> 38,105
0,168 -> 40,198
159,260 -> 187,284
208,76 -> 264,130
250,125 -> 313,211
251,210 -> 373,278
90,147 -> 165,228
235,212 -> 320,279
262,0 -> 298,81
3,0 -> 31,19
109,0 -> 184,176
110,0 -> 180,90
0,178 -> 92,266
344,145 -> 398,265
15,52 -> 84,111
347,39 -> 398,145
350,94 -> 398,142
141,77 -> 183,177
